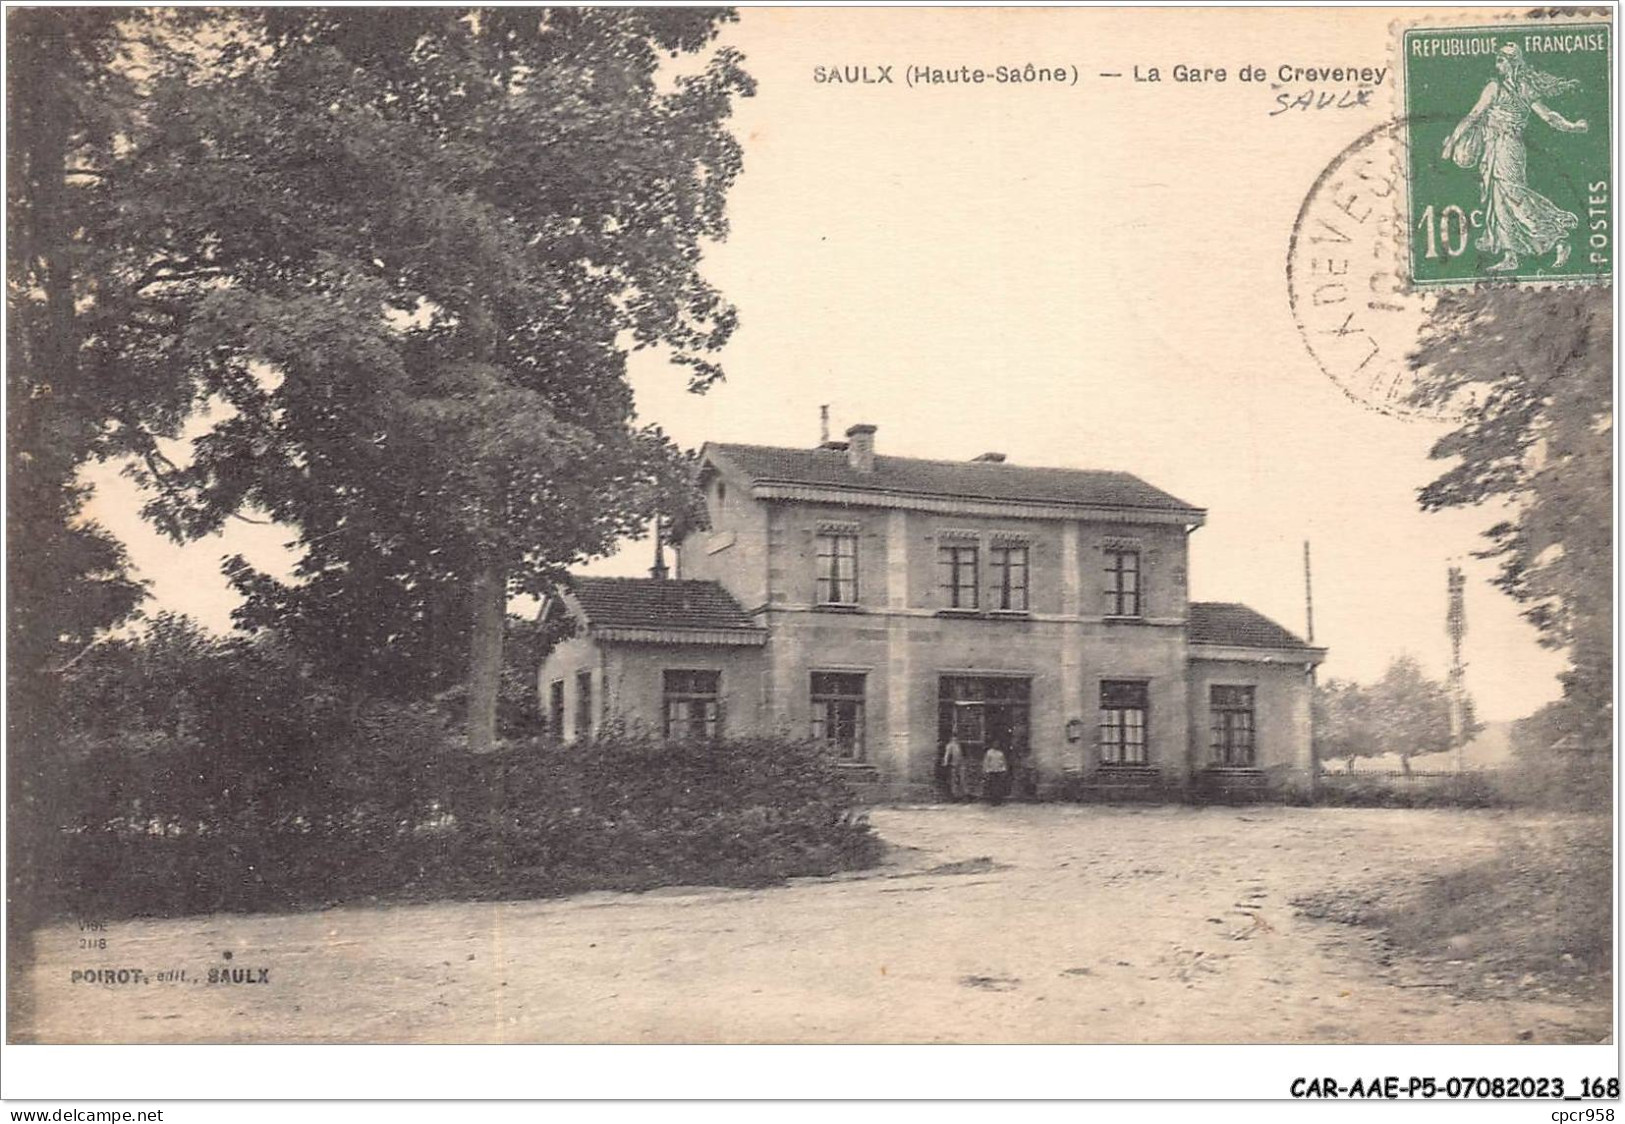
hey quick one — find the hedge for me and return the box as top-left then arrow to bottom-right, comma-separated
33,710 -> 881,921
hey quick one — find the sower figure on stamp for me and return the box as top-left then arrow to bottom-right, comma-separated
1442,42 -> 1588,272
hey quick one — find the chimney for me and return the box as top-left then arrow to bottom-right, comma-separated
845,424 -> 876,473
972,452 -> 1006,463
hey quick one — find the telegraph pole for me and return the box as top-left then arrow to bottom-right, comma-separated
1305,540 -> 1319,794
1304,540 -> 1315,645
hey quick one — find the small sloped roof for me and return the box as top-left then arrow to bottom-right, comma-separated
708,443 -> 1202,515
569,578 -> 758,632
1189,602 -> 1313,649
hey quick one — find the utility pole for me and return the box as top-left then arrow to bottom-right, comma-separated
1303,540 -> 1315,645
1446,565 -> 1468,771
1305,540 -> 1319,795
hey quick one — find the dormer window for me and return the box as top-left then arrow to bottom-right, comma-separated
816,530 -> 859,604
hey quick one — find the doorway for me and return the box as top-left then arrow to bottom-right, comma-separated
937,676 -> 1031,797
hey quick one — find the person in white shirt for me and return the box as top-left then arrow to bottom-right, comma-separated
981,745 -> 1010,806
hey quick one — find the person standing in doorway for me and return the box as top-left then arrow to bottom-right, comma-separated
982,744 -> 1010,806
940,736 -> 967,802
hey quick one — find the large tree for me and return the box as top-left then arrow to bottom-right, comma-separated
5,7 -> 198,1037
1312,677 -> 1377,774
1408,288 -> 1612,748
1315,656 -> 1463,774
7,9 -> 163,731
124,9 -> 750,748
1367,655 -> 1458,775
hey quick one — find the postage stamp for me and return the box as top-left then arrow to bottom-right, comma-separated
1402,21 -> 1612,287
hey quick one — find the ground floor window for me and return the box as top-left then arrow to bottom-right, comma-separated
1099,680 -> 1149,765
1209,684 -> 1256,766
663,669 -> 721,741
810,672 -> 866,760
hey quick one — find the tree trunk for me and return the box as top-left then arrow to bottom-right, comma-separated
7,14 -> 73,1044
467,559 -> 504,754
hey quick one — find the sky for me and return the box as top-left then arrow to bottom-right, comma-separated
82,7 -> 1576,722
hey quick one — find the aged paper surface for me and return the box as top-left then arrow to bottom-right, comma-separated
6,5 -> 1614,1097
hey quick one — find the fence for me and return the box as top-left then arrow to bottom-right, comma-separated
1315,768 -> 1505,807
1320,769 -> 1504,786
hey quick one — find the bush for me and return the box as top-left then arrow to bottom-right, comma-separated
1499,700 -> 1613,811
1496,746 -> 1612,811
41,717 -> 882,922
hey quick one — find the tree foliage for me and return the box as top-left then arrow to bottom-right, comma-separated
1505,698 -> 1612,809
1313,677 -> 1376,771
58,613 -> 346,817
1368,655 -> 1458,772
1408,287 -> 1612,746
104,9 -> 750,742
1314,655 -> 1468,773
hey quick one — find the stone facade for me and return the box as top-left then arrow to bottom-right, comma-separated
539,427 -> 1326,799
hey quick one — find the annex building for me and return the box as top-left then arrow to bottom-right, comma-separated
539,425 -> 1327,799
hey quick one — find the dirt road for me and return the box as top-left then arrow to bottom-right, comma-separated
20,804 -> 1612,1043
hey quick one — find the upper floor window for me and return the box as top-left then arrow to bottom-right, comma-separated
1099,680 -> 1149,765
810,672 -> 866,761
576,670 -> 593,741
664,669 -> 721,741
816,532 -> 859,604
989,544 -> 1029,611
1104,548 -> 1141,617
938,544 -> 979,609
1209,685 -> 1256,766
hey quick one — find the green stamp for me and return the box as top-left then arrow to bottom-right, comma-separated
1403,22 -> 1612,286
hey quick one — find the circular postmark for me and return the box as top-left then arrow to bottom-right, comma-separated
1286,117 -> 1460,423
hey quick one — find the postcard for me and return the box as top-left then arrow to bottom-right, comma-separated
5,4 -> 1614,1102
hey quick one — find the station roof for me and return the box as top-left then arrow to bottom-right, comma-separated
569,577 -> 759,634
708,442 -> 1203,517
1189,602 -> 1313,649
